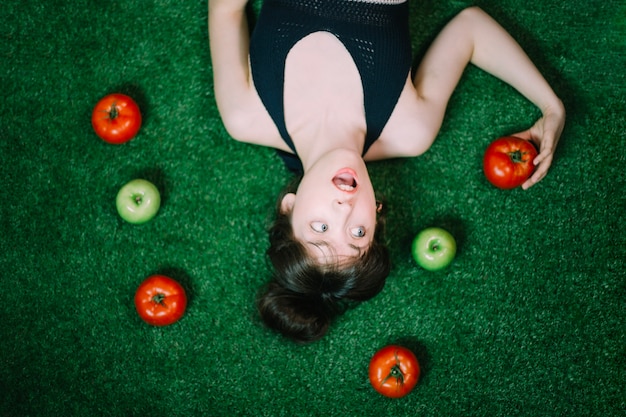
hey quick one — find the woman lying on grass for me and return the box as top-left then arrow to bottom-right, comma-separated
208,0 -> 565,343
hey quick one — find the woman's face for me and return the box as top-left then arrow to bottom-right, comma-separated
281,149 -> 378,265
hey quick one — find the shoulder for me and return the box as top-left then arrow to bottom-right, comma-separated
363,78 -> 440,160
217,71 -> 292,152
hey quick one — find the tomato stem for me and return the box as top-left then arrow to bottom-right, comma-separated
390,364 -> 405,381
381,350 -> 406,389
152,293 -> 166,306
108,102 -> 119,120
381,364 -> 405,387
508,150 -> 528,163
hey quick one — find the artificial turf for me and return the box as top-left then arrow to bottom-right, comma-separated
1,0 -> 624,416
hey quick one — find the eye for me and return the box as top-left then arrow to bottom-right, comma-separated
311,222 -> 328,233
350,226 -> 366,238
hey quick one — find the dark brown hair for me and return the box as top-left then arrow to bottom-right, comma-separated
257,179 -> 391,343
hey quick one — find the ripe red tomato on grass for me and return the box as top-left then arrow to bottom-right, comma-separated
483,136 -> 538,189
92,93 -> 142,144
134,275 -> 187,326
369,345 -> 420,398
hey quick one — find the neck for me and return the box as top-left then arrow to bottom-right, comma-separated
292,124 -> 365,172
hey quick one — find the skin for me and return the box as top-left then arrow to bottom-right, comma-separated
280,149 -> 378,262
208,1 -> 566,261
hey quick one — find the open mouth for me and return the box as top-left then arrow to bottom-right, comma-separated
332,168 -> 358,193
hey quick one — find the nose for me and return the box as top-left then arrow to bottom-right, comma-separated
334,198 -> 353,209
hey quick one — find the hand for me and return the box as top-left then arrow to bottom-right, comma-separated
513,100 -> 566,190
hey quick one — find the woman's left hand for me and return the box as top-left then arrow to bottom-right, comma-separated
513,100 -> 566,190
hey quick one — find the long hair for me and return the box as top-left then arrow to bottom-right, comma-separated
257,179 -> 391,343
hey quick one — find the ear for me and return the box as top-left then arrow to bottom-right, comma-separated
280,193 -> 296,214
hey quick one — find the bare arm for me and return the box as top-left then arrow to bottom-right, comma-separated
415,7 -> 565,189
208,1 -> 250,130
208,1 -> 284,146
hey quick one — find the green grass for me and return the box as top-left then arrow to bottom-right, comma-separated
1,0 -> 624,416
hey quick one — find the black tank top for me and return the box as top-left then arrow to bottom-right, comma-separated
249,0 -> 412,172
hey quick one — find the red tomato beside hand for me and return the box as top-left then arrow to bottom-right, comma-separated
483,136 -> 538,189
92,93 -> 142,144
134,275 -> 187,326
369,345 -> 420,398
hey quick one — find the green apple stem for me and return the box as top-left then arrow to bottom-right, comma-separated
133,194 -> 143,205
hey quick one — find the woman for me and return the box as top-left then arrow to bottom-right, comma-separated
208,0 -> 565,342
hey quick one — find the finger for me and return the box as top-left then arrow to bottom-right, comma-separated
522,170 -> 543,190
522,156 -> 552,189
521,179 -> 534,190
522,167 -> 542,189
533,134 -> 556,165
533,149 -> 551,166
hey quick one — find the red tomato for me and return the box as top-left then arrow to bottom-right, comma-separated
92,93 -> 142,144
483,136 -> 538,189
369,345 -> 420,398
134,275 -> 187,326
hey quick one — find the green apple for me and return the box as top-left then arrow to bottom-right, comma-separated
412,227 -> 456,271
116,179 -> 161,224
